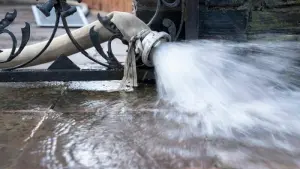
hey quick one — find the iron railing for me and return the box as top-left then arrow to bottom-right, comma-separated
0,0 -> 162,82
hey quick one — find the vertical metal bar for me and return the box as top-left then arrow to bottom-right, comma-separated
185,0 -> 200,40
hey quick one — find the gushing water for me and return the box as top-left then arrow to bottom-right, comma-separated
153,40 -> 300,152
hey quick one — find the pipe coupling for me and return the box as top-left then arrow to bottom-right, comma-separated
135,31 -> 171,67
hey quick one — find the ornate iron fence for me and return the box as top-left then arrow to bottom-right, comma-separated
0,0 -> 157,82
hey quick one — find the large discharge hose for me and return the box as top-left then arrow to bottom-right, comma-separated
0,11 -> 170,69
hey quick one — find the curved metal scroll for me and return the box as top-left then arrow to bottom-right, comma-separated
0,10 -> 31,65
147,0 -> 185,41
161,0 -> 181,8
2,13 -> 59,71
147,0 -> 161,26
58,0 -> 124,70
162,18 -> 177,41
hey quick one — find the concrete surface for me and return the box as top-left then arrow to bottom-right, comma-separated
1,82 -> 300,169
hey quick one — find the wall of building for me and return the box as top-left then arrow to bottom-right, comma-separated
135,0 -> 300,41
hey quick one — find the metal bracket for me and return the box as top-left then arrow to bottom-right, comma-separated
48,55 -> 80,70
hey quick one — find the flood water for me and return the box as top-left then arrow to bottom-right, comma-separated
1,40 -> 300,169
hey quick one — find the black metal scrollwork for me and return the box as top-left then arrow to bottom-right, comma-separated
148,0 -> 184,41
57,0 -> 125,69
89,14 -> 125,68
0,10 -> 31,65
0,0 -> 125,71
89,14 -> 127,68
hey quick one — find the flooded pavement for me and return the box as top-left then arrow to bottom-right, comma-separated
0,82 -> 300,169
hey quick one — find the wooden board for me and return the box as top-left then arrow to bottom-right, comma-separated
82,0 -> 133,12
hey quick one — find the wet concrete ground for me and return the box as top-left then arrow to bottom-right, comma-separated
1,82 -> 300,169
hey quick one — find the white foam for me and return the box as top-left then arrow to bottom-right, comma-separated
153,40 -> 300,151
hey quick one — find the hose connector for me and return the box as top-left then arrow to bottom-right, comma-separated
134,31 -> 171,67
120,30 -> 171,89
